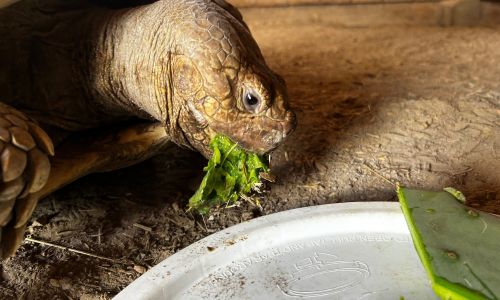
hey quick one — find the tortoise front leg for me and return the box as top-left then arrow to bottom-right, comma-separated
2,122 -> 170,258
41,122 -> 170,195
0,103 -> 54,259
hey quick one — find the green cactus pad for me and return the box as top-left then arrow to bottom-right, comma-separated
397,186 -> 500,300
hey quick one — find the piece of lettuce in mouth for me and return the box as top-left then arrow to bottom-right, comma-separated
188,134 -> 270,214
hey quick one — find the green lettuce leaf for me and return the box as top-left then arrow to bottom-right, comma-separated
188,134 -> 270,214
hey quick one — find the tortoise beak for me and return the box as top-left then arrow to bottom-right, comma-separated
240,109 -> 297,155
259,110 -> 297,154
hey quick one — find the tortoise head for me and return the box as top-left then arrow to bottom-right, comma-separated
170,0 -> 296,158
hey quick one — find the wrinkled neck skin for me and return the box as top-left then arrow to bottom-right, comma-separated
86,4 -> 174,124
85,2 -> 194,147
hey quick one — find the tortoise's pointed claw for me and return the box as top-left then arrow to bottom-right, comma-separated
10,127 -> 36,151
14,194 -> 40,228
25,149 -> 51,194
1,144 -> 27,182
28,122 -> 55,156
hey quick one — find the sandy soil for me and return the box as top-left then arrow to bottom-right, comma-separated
1,12 -> 500,300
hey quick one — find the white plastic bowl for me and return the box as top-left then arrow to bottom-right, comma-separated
114,202 -> 437,299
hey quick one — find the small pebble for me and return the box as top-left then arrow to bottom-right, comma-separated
134,265 -> 147,274
49,279 -> 60,288
241,212 -> 253,221
59,278 -> 71,290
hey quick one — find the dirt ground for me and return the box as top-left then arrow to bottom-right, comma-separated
1,9 -> 500,300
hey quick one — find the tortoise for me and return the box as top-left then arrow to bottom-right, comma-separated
0,0 -> 296,259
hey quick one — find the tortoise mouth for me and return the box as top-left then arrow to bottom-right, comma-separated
204,109 -> 296,156
195,107 -> 296,158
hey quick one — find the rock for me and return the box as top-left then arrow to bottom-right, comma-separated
49,279 -> 60,288
133,265 -> 147,274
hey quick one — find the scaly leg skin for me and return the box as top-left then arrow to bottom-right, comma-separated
1,118 -> 170,259
0,103 -> 54,259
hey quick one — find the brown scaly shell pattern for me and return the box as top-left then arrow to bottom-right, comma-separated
0,102 -> 54,259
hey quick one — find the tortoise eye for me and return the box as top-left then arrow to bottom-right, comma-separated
243,90 -> 261,113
